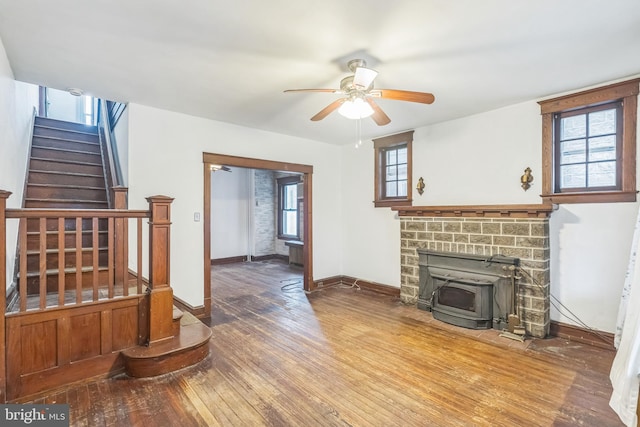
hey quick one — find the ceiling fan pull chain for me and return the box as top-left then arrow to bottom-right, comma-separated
355,118 -> 363,148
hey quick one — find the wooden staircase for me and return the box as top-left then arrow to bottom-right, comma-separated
26,117 -> 108,209
20,117 -> 110,295
0,113 -> 211,402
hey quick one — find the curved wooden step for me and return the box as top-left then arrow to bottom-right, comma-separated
122,313 -> 211,378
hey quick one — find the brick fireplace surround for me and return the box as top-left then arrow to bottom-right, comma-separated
392,204 -> 554,338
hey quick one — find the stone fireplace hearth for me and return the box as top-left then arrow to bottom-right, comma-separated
392,204 -> 553,338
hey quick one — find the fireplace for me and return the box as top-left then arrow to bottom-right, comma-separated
417,249 -> 520,330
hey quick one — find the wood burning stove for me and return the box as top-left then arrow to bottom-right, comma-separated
417,250 -> 519,330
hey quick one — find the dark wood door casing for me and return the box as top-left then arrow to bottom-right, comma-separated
202,153 -> 314,317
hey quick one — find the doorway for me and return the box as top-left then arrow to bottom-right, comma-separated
39,87 -> 96,125
203,153 -> 313,317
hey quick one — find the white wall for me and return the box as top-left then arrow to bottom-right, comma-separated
341,102 -> 541,287
0,36 -> 39,290
210,167 -> 250,259
127,103 -> 343,307
341,97 -> 638,333
550,203 -> 637,331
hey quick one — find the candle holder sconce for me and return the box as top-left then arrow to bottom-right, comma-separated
521,167 -> 533,191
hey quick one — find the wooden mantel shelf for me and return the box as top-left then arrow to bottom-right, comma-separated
391,204 -> 555,218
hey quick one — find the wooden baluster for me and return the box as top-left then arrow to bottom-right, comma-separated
39,218 -> 46,310
0,191 -> 10,412
19,219 -> 26,312
58,218 -> 65,307
92,217 -> 99,301
75,217 -> 82,304
137,217 -> 142,294
123,216 -> 129,297
113,187 -> 127,294
108,217 -> 114,299
146,195 -> 174,344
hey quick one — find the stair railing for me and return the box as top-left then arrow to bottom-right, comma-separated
96,99 -> 125,209
1,191 -> 174,328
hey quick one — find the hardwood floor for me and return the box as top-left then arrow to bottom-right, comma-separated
30,259 -> 623,426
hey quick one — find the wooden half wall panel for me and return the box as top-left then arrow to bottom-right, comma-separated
69,312 -> 101,362
5,296 -> 143,402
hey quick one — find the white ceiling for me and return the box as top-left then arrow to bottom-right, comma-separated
1,0 -> 639,145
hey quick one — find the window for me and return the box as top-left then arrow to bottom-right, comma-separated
373,130 -> 413,208
277,176 -> 300,239
555,103 -> 621,191
539,79 -> 638,204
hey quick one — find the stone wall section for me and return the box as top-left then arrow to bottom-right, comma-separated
400,217 -> 550,338
253,169 -> 276,256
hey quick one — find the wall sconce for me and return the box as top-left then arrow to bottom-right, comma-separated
416,177 -> 426,195
520,167 -> 533,191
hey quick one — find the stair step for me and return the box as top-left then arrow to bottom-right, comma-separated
35,116 -> 98,133
25,249 -> 109,271
26,246 -> 108,255
27,169 -> 106,189
28,170 -> 105,187
33,133 -> 99,145
29,169 -> 103,179
122,314 -> 211,378
31,146 -> 102,164
19,265 -> 109,278
32,136 -> 100,153
34,124 -> 100,138
172,307 -> 184,337
25,198 -> 107,204
27,229 -> 108,236
26,184 -> 107,203
30,158 -> 104,175
28,183 -> 106,191
24,199 -> 109,209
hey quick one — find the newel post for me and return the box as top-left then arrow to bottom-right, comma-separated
0,190 -> 11,402
146,195 -> 174,344
113,186 -> 128,210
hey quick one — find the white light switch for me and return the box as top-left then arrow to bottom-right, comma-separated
194,212 -> 201,222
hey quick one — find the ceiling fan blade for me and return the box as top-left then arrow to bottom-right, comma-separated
372,89 -> 435,104
310,98 -> 346,121
284,89 -> 340,94
365,98 -> 391,126
353,67 -> 378,90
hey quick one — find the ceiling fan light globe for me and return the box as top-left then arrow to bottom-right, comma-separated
338,98 -> 374,119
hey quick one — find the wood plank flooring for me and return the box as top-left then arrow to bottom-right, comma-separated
30,259 -> 623,426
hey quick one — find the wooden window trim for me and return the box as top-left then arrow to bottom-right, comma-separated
539,79 -> 639,204
373,130 -> 414,208
277,175 -> 301,240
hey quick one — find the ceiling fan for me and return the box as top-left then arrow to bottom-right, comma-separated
284,59 -> 435,126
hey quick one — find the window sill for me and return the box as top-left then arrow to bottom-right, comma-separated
541,190 -> 637,204
374,199 -> 412,208
278,235 -> 301,241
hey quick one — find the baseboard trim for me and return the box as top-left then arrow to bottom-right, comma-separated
251,254 -> 288,262
549,320 -> 615,350
211,255 -> 248,265
173,295 -> 207,319
313,275 -> 401,298
126,269 -> 206,319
